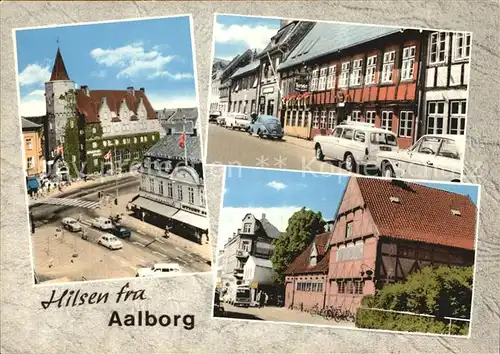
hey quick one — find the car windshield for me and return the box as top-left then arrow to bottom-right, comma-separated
68,220 -> 76,224
437,139 -> 460,159
416,137 -> 441,155
109,236 -> 118,242
370,132 -> 398,146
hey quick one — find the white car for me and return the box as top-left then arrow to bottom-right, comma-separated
61,217 -> 82,232
91,216 -> 113,230
135,263 -> 181,277
97,234 -> 123,250
314,122 -> 398,173
224,113 -> 251,131
378,134 -> 465,182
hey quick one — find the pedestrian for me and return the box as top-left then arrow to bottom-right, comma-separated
77,212 -> 82,222
264,292 -> 269,306
205,232 -> 209,244
259,291 -> 266,308
164,225 -> 170,238
257,290 -> 263,308
31,220 -> 36,234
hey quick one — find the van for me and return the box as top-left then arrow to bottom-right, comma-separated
313,121 -> 398,173
91,216 -> 113,230
135,263 -> 181,277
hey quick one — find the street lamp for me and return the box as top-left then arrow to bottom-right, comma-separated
360,264 -> 374,280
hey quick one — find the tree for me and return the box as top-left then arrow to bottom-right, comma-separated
271,207 -> 326,284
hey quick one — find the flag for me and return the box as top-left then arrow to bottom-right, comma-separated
178,132 -> 185,148
55,146 -> 64,155
104,150 -> 112,160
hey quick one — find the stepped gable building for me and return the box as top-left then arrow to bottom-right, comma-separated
284,176 -> 476,313
36,47 -> 162,176
283,232 -> 331,310
278,23 -> 425,147
130,108 -> 208,243
210,58 -> 230,113
228,57 -> 260,115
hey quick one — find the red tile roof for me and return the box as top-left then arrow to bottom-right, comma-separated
356,178 -> 477,250
75,89 -> 157,124
284,232 -> 331,275
50,48 -> 70,81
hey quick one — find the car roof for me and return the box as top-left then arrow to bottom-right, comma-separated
417,134 -> 466,155
336,125 -> 397,134
101,233 -> 116,238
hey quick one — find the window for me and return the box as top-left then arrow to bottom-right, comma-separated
350,59 -> 363,86
243,223 -> 251,233
291,111 -> 297,126
449,100 -> 467,135
310,69 -> 319,91
402,46 -> 416,80
354,281 -> 364,295
70,120 -> 74,129
26,156 -> 34,169
25,138 -> 33,150
453,33 -> 471,61
149,178 -> 154,192
426,101 -> 445,134
320,111 -> 327,128
345,221 -> 353,238
354,131 -> 366,142
133,151 -> 140,159
297,111 -> 303,127
188,187 -> 194,204
159,180 -> 164,195
365,111 -> 376,124
365,55 -> 377,84
418,137 -> 441,155
429,32 -> 448,64
381,51 -> 395,83
337,282 -> 345,294
92,127 -> 97,134
103,141 -> 107,147
123,150 -> 131,160
339,62 -> 350,88
398,111 -> 414,138
381,111 -> 393,131
72,155 -> 76,163
351,111 -> 361,122
318,67 -> 328,90
438,139 -> 460,159
313,111 -> 319,129
326,65 -> 336,89
167,182 -> 173,198
328,111 -> 336,129
177,184 -> 183,201
93,158 -> 98,166
332,127 -> 343,138
342,128 -> 354,140
200,188 -> 205,205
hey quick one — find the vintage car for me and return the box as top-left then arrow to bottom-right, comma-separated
97,234 -> 123,250
377,134 -> 465,182
224,112 -> 251,131
248,115 -> 283,139
314,121 -> 398,174
209,110 -> 222,123
136,263 -> 181,277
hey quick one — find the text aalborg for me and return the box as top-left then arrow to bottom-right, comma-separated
41,282 -> 195,330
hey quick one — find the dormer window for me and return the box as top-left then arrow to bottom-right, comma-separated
309,243 -> 318,267
243,222 -> 251,233
345,221 -> 353,239
451,209 -> 461,216
390,196 -> 401,203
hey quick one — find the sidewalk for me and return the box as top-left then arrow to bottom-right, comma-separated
91,191 -> 212,262
282,135 -> 315,150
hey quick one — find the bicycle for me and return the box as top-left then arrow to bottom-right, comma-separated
309,303 -> 321,317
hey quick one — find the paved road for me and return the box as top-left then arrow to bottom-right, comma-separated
206,124 -> 346,175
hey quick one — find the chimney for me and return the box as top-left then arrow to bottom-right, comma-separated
139,87 -> 145,93
81,85 -> 90,96
237,228 -> 241,234
233,232 -> 236,237
127,86 -> 135,96
262,213 -> 266,219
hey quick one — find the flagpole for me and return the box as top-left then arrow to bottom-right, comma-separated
183,116 -> 188,166
114,146 -> 118,200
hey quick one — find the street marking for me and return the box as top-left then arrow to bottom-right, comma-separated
133,241 -> 146,247
175,247 -> 189,255
137,230 -> 146,235
152,251 -> 167,258
156,238 -> 165,244
175,257 -> 189,265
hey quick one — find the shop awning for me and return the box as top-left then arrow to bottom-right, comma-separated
170,210 -> 208,231
132,197 -> 178,217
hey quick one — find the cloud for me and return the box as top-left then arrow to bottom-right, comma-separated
91,70 -> 107,78
267,180 -> 287,191
18,63 -> 51,87
214,22 -> 279,50
90,42 -> 191,80
19,90 -> 46,116
217,206 -> 302,250
147,93 -> 198,110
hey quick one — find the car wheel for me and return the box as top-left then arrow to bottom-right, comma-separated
247,128 -> 252,135
344,153 -> 356,173
230,124 -> 234,130
257,129 -> 263,138
382,163 -> 395,178
315,145 -> 325,161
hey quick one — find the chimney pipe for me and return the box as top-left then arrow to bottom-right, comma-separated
262,213 -> 266,219
127,86 -> 135,96
81,85 -> 90,96
139,87 -> 145,93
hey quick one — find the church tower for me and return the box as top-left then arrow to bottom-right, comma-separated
44,47 -> 76,165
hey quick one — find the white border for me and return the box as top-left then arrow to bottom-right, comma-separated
210,164 -> 481,339
12,14 -> 212,288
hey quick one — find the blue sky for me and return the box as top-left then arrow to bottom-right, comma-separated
217,167 -> 479,249
213,15 -> 280,61
15,16 -> 197,117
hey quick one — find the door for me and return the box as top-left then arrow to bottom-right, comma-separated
336,127 -> 355,161
405,136 -> 441,180
433,138 -> 461,181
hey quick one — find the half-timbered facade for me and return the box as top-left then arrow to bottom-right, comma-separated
422,31 -> 471,136
278,23 -> 426,148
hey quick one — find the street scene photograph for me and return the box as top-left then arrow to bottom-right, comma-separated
207,15 -> 471,182
213,166 -> 480,336
16,16 -> 211,284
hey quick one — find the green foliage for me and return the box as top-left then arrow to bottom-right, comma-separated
271,207 -> 326,284
63,116 -> 81,178
356,265 -> 473,335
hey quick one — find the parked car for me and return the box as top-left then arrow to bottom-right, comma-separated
314,121 -> 398,173
61,217 -> 82,232
216,114 -> 227,126
109,225 -> 132,238
91,216 -> 113,230
97,233 -> 123,250
209,110 -> 222,123
135,263 -> 181,277
213,288 -> 225,317
224,112 -> 251,131
248,115 -> 283,139
378,134 -> 465,182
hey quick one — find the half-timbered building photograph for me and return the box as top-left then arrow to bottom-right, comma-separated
213,166 -> 480,336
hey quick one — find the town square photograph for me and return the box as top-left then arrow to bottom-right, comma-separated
213,166 -> 480,336
16,15 -> 211,284
207,15 -> 471,182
